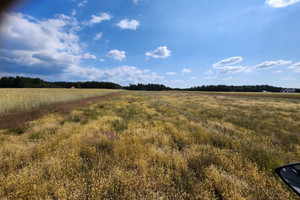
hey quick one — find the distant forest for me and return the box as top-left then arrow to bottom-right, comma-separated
0,76 -> 299,92
0,76 -> 122,89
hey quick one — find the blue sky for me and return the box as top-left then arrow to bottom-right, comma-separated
0,0 -> 300,88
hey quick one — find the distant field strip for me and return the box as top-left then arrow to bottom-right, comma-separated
0,89 -> 122,113
181,91 -> 300,99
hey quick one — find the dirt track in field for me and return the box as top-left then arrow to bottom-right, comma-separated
0,91 -> 124,130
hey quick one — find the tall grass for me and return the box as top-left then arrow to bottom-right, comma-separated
0,91 -> 299,199
0,88 -> 121,113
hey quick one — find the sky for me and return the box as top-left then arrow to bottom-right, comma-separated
0,0 -> 300,88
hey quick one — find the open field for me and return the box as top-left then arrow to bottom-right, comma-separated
183,91 -> 300,99
0,88 -> 121,114
0,91 -> 299,199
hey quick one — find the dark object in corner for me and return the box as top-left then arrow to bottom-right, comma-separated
275,162 -> 300,196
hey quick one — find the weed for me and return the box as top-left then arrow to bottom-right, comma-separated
10,126 -> 27,135
28,132 -> 42,140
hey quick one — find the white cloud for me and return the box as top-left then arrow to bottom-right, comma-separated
255,60 -> 292,70
190,76 -> 197,80
0,12 -> 165,85
212,57 -> 249,74
282,77 -> 296,81
204,76 -> 217,79
66,65 -> 164,84
78,0 -> 88,7
81,53 -> 96,59
166,72 -> 176,75
145,46 -> 171,59
117,19 -> 140,30
0,12 -> 88,75
213,56 -> 243,68
99,58 -> 105,62
71,9 -> 77,16
212,57 -> 292,74
106,49 -> 126,61
218,65 -> 247,74
223,76 -> 233,81
93,32 -> 103,40
274,70 -> 283,73
205,70 -> 213,75
265,0 -> 300,8
288,62 -> 300,73
181,68 -> 192,75
85,13 -> 112,26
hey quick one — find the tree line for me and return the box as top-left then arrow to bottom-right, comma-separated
0,76 -> 122,89
0,76 -> 299,92
125,84 -> 300,92
124,84 -> 171,91
187,85 -> 285,92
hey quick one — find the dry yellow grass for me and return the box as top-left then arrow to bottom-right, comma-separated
0,88 -> 122,113
0,91 -> 299,199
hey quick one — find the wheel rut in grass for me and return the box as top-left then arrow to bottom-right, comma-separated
0,91 -> 124,130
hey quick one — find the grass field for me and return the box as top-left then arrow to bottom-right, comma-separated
0,90 -> 299,199
0,88 -> 121,113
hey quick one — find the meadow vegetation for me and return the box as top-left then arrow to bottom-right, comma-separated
0,91 -> 299,199
0,88 -> 121,113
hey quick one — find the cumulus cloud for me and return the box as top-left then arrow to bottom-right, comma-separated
166,72 -> 176,75
288,62 -> 300,73
81,53 -> 96,59
66,65 -> 164,84
145,46 -> 171,59
213,56 -> 243,68
209,57 -> 295,75
99,58 -> 106,62
85,13 -> 112,26
204,76 -> 217,79
212,57 -> 292,74
0,12 -> 87,75
265,0 -> 300,8
106,49 -> 126,61
255,60 -> 292,70
93,32 -> 103,40
218,65 -> 247,74
117,19 -> 139,30
78,0 -> 88,7
212,57 -> 250,74
212,57 -> 244,74
0,12 -> 165,85
181,68 -> 192,75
